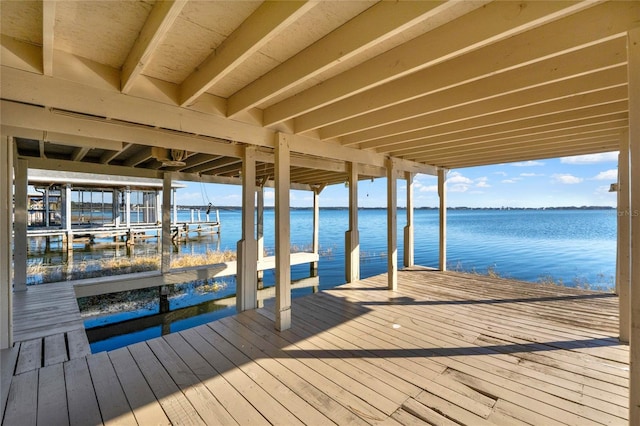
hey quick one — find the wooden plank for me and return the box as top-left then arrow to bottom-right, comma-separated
44,333 -> 68,366
66,329 -> 91,359
127,342 -> 205,425
194,324 -> 324,425
162,332 -> 269,426
213,317 -> 387,424
183,325 -> 302,425
86,352 -> 137,426
237,311 -> 410,410
389,408 -> 432,426
413,390 -> 493,425
64,357 -> 102,426
488,398 -> 557,426
15,338 -> 42,374
3,369 -> 38,426
332,282 -> 625,421
401,397 -> 459,426
247,308 -> 422,400
37,363 -> 69,426
145,337 -> 238,425
0,346 -> 18,418
108,347 -> 170,425
302,287 -> 624,425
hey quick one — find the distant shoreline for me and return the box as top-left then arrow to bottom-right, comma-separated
178,205 -> 616,211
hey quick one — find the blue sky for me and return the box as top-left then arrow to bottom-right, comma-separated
177,151 -> 620,208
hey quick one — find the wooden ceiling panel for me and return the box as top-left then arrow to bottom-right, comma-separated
55,1 -> 154,68
0,1 -> 42,45
144,1 -> 261,85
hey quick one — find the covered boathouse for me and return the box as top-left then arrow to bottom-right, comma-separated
1,1 -> 639,424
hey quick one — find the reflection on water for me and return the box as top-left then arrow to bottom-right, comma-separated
87,277 -> 319,353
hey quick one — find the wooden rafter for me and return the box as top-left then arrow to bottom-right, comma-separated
226,0 -> 449,117
180,1 -> 317,107
42,0 -> 55,76
121,0 -> 187,94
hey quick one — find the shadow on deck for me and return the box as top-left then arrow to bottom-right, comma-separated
1,270 -> 629,425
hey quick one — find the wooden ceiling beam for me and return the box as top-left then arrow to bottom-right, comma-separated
405,126 -> 627,162
165,153 -> 220,172
186,157 -> 240,174
414,134 -> 621,165
2,69 -> 431,173
121,0 -> 187,94
42,0 -> 55,76
339,81 -> 628,146
388,116 -> 629,157
180,1 -> 316,107
264,0 -> 598,127
292,1 -> 638,132
320,40 -> 627,140
227,0 -> 449,117
435,141 -> 621,169
100,143 -> 133,164
123,147 -> 154,167
358,102 -> 628,151
70,146 -> 90,162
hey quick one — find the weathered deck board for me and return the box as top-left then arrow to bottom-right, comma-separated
0,347 -> 18,417
1,271 -> 630,425
11,281 -> 91,371
37,363 -> 68,426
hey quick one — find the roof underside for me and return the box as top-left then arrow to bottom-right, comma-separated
1,0 -> 637,187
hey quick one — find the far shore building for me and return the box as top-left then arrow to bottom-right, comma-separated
1,1 -> 639,424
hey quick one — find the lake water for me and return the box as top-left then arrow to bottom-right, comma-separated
85,208 -> 617,352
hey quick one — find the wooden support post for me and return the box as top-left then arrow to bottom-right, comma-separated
161,173 -> 172,274
257,183 -> 265,285
387,158 -> 397,290
311,185 -> 323,277
438,168 -> 448,271
404,172 -> 414,268
125,187 -> 131,228
172,188 -> 178,225
1,137 -> 14,348
62,183 -> 73,251
618,130 -> 631,343
345,162 -> 360,283
237,146 -> 257,312
44,187 -> 51,227
14,157 -> 28,292
155,190 -> 161,224
275,133 -> 291,331
629,26 -> 640,426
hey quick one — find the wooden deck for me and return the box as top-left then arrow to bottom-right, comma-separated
11,281 -> 92,370
2,270 -> 629,425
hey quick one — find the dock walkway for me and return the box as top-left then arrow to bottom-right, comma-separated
1,270 -> 629,425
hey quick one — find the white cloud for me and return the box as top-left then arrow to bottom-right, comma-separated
475,177 -> 490,188
449,184 -> 470,193
551,174 -> 583,184
501,179 -> 518,184
592,169 -> 618,181
520,172 -> 544,177
493,171 -> 508,176
413,177 -> 438,193
560,152 -> 618,164
511,160 -> 545,167
419,184 -> 438,193
447,171 -> 473,184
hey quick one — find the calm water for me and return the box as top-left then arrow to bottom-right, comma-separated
85,208 -> 617,352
